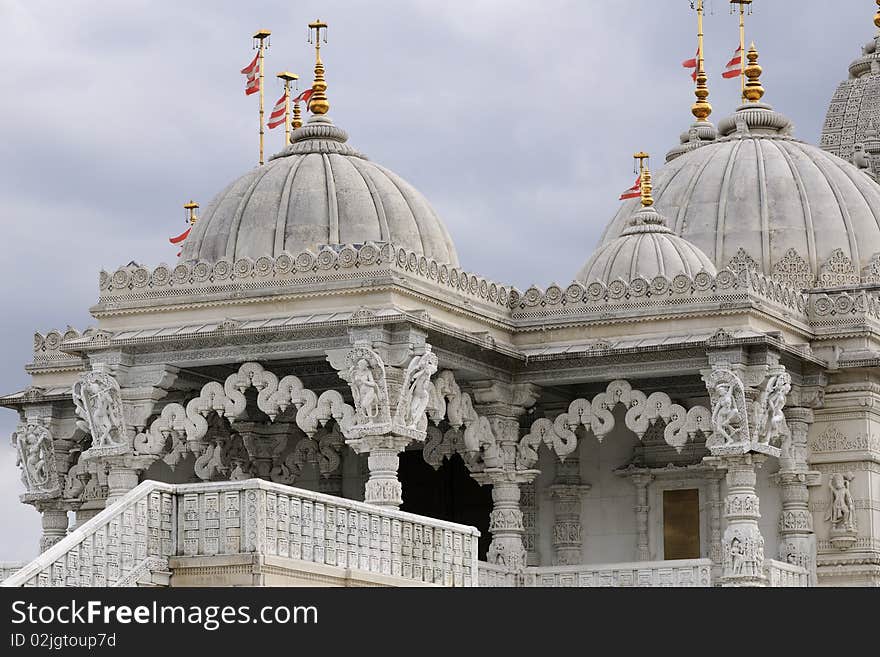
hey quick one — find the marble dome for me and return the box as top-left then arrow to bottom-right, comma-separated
577,203 -> 716,285
598,102 -> 880,289
181,116 -> 459,267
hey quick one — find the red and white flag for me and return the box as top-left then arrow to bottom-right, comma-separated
267,90 -> 288,129
169,228 -> 191,257
682,49 -> 699,82
294,88 -> 314,108
722,46 -> 743,79
619,177 -> 641,201
241,52 -> 261,95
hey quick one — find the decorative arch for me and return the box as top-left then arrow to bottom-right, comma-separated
134,362 -> 355,459
517,380 -> 713,470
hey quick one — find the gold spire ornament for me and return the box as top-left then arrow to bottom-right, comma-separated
308,20 -> 330,115
292,100 -> 303,130
692,0 -> 712,122
184,200 -> 199,226
875,0 -> 880,30
277,71 -> 299,145
640,167 -> 655,208
730,1 -> 753,102
743,43 -> 764,103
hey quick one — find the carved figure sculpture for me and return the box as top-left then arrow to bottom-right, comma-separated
73,368 -> 126,448
754,372 -> 791,445
826,473 -> 856,531
350,359 -> 380,419
712,381 -> 742,445
398,348 -> 439,429
12,423 -> 54,491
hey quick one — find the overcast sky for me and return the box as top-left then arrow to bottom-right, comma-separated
0,0 -> 873,561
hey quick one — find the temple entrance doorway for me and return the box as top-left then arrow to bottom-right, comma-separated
399,452 -> 492,560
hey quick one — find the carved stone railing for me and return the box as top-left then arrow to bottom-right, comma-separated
479,559 -> 713,587
764,559 -> 810,587
0,563 -> 27,582
2,479 -> 480,588
1,481 -> 175,587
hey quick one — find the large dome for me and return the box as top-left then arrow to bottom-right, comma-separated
598,103 -> 880,289
181,116 -> 459,267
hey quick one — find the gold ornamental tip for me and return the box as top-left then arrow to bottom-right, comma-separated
308,19 -> 330,115
743,43 -> 764,103
184,200 -> 199,225
292,101 -> 303,130
692,68 -> 712,121
875,0 -> 880,30
640,168 -> 654,208
277,71 -> 299,83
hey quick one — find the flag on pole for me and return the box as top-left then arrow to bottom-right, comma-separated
722,46 -> 743,79
682,49 -> 699,82
619,177 -> 641,201
169,228 -> 191,257
267,90 -> 288,129
294,88 -> 314,108
241,52 -> 261,95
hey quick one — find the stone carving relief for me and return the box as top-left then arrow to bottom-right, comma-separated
12,422 -> 60,498
818,249 -> 860,288
726,248 -> 760,275
134,362 -> 354,466
825,473 -> 856,534
517,380 -> 713,469
394,347 -> 439,433
705,368 -> 749,448
724,528 -> 765,579
73,365 -> 128,456
771,248 -> 814,290
752,372 -> 792,446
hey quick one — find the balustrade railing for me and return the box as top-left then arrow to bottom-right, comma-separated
764,559 -> 810,587
2,479 -> 480,588
479,559 -> 714,588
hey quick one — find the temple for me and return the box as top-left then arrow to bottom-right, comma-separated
3,6 -> 880,588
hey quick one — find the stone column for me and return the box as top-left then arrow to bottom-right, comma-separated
348,435 -> 411,508
471,471 -> 536,570
774,407 -> 821,584
715,452 -> 770,587
550,456 -> 590,566
36,502 -> 69,553
629,473 -> 653,562
706,470 -> 726,570
104,455 -> 155,506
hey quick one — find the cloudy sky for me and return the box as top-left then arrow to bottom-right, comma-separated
0,0 -> 872,560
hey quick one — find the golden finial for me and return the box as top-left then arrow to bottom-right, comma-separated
292,101 -> 303,130
875,0 -> 880,30
308,19 -> 330,115
743,42 -> 764,103
277,71 -> 299,145
183,201 -> 199,226
692,0 -> 712,121
632,153 -> 653,207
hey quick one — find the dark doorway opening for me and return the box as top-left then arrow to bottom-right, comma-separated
399,451 -> 492,560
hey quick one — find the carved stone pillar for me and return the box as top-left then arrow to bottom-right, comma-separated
774,407 -> 821,585
104,454 -> 154,506
329,327 -> 439,510
713,452 -> 770,587
469,471 -> 536,570
707,470 -> 726,570
36,502 -> 69,553
348,435 -> 410,508
629,473 -> 653,561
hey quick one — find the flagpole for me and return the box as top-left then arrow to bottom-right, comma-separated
730,2 -> 752,103
253,30 -> 272,165
692,0 -> 712,122
277,72 -> 299,146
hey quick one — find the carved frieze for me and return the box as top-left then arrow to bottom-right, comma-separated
12,422 -> 61,501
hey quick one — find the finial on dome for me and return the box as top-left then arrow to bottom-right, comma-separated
875,0 -> 880,30
184,200 -> 199,226
692,0 -> 712,122
639,164 -> 654,208
308,20 -> 330,115
292,99 -> 303,130
743,42 -> 764,103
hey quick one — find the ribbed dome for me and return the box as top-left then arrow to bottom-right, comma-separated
578,205 -> 716,284
182,116 -> 459,266
598,103 -> 880,289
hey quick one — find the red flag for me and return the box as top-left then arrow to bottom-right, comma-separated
619,177 -> 641,201
722,46 -> 743,79
294,88 -> 314,107
267,90 -> 288,129
241,52 -> 261,95
169,228 -> 191,245
683,49 -> 698,82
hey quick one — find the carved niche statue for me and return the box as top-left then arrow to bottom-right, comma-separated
394,346 -> 439,432
705,368 -> 748,447
73,364 -> 128,454
342,346 -> 391,431
825,473 -> 856,533
12,422 -> 60,497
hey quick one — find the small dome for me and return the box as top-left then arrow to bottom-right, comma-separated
577,205 -> 717,284
182,116 -> 459,267
599,102 -> 880,289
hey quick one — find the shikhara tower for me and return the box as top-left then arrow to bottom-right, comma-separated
4,7 -> 880,588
